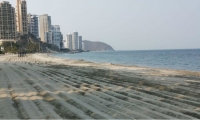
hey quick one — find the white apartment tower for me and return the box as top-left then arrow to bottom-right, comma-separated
65,33 -> 72,50
16,0 -> 28,36
27,14 -> 39,38
72,31 -> 78,50
0,1 -> 17,43
82,42 -> 85,50
39,14 -> 51,42
78,36 -> 82,50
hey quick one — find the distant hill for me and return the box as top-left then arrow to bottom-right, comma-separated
83,40 -> 114,51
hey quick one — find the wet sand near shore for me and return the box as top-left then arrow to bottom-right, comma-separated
0,54 -> 200,119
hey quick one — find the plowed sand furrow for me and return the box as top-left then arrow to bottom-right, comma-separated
29,96 -> 63,119
40,70 -> 175,119
6,63 -> 64,119
36,70 -> 133,119
34,84 -> 93,119
83,75 -> 200,110
10,64 -> 83,119
49,69 -> 200,118
58,92 -> 114,119
23,77 -> 89,119
1,64 -> 44,119
104,90 -> 196,119
21,69 -> 115,119
0,70 -> 18,119
88,75 -> 200,104
1,54 -> 200,119
70,92 -> 132,119
115,87 -> 199,113
38,70 -> 145,118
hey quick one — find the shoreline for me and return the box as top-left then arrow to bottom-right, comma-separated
49,53 -> 200,75
0,53 -> 200,119
2,53 -> 200,78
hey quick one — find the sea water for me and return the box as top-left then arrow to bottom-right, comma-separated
53,49 -> 200,72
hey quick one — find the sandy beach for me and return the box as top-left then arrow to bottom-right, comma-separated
0,53 -> 200,119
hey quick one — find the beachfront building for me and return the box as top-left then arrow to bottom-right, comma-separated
39,15 -> 63,49
0,1 -> 17,44
51,25 -> 62,49
64,33 -> 72,50
82,42 -> 85,50
16,0 -> 28,36
39,14 -> 51,43
78,36 -> 82,50
44,25 -> 62,49
72,31 -> 78,50
64,32 -> 83,51
44,31 -> 53,44
27,14 -> 39,38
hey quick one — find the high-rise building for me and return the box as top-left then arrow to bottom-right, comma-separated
82,42 -> 85,50
78,36 -> 82,50
65,32 -> 83,51
44,31 -> 53,43
44,25 -> 62,49
16,0 -> 28,36
27,14 -> 39,38
51,25 -> 62,49
0,1 -> 17,43
72,31 -> 78,50
39,14 -> 51,42
65,33 -> 72,50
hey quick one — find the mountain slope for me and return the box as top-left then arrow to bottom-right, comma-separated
83,40 -> 114,51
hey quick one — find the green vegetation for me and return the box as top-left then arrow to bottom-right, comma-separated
0,40 -> 39,54
0,33 -> 60,54
0,51 -> 5,54
0,42 -> 19,54
0,34 -> 40,54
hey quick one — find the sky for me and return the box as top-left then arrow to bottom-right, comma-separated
8,0 -> 200,50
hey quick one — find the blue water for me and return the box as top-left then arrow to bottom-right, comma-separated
53,49 -> 200,72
